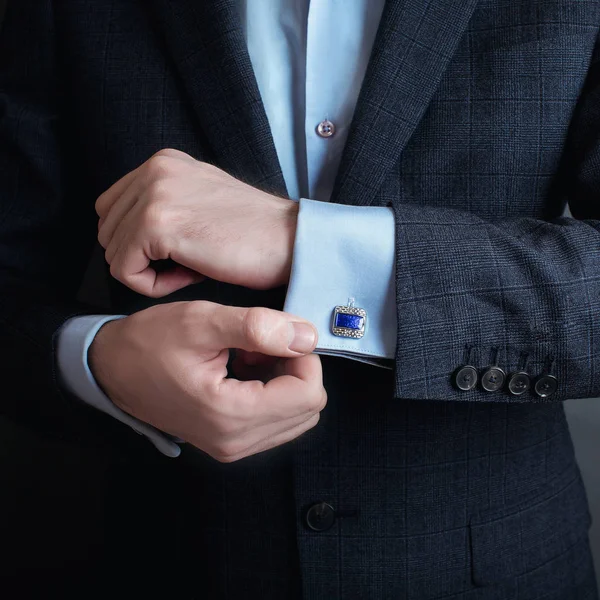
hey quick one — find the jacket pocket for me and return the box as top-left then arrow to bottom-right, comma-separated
469,474 -> 592,587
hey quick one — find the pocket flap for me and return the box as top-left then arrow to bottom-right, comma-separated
469,476 -> 591,586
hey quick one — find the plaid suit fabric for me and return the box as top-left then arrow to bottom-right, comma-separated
385,8 -> 600,403
0,0 -> 599,598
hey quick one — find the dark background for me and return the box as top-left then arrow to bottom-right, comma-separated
0,0 -> 112,578
0,0 -> 598,576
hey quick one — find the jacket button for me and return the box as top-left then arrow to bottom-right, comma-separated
507,371 -> 530,396
455,366 -> 478,391
305,502 -> 336,532
534,374 -> 558,398
481,366 -> 506,392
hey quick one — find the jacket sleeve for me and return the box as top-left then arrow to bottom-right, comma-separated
391,37 -> 600,403
0,0 -> 145,451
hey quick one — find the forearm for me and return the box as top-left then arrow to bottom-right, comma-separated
57,315 -> 181,457
283,197 -> 600,403
391,202 -> 600,402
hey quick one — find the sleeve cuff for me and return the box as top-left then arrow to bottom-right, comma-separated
284,198 -> 397,369
56,315 -> 181,458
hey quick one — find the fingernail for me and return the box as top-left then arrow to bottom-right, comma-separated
288,322 -> 316,353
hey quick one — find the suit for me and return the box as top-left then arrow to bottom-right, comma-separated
1,0 -> 599,598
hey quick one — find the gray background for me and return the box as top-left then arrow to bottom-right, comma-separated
0,0 -> 598,576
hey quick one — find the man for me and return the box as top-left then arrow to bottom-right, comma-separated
1,0 -> 599,598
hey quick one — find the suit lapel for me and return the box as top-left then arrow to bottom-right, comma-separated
148,0 -> 477,204
331,0 -> 479,206
147,0 -> 287,196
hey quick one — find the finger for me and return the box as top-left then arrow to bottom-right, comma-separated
97,176 -> 142,249
218,353 -> 325,421
205,304 -> 318,357
262,353 -> 325,412
246,412 -> 320,458
272,351 -> 323,382
96,148 -> 191,235
95,166 -> 141,219
210,412 -> 320,463
103,196 -> 142,265
153,147 -> 198,163
232,352 -> 320,385
235,349 -> 276,367
106,196 -> 204,296
230,354 -> 280,383
110,240 -> 204,298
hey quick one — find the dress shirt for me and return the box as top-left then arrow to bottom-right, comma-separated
57,0 -> 395,456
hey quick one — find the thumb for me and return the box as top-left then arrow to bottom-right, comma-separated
206,304 -> 318,357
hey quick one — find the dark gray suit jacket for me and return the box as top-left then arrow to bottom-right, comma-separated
1,0 -> 599,598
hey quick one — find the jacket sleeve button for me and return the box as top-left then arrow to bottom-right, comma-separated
534,374 -> 558,398
481,367 -> 506,392
454,366 -> 478,391
507,371 -> 531,396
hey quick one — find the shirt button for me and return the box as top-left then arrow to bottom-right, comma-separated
305,502 -> 336,532
481,366 -> 506,392
454,365 -> 478,391
507,371 -> 531,396
534,374 -> 558,398
316,119 -> 336,138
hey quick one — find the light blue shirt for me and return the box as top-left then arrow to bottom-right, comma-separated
57,0 -> 395,457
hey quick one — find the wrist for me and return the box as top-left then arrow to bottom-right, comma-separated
88,318 -> 125,404
273,196 -> 299,286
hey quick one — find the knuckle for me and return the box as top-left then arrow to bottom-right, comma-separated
109,260 -> 123,281
146,179 -> 173,205
141,198 -> 170,232
212,382 -> 259,424
211,415 -> 238,438
233,397 -> 259,426
316,389 -> 328,413
146,154 -> 178,180
212,439 -> 245,463
95,193 -> 107,217
145,286 -> 165,300
153,148 -> 181,159
179,301 -> 207,330
242,307 -> 272,348
214,454 -> 239,464
197,161 -> 219,177
307,389 -> 327,414
308,412 -> 321,429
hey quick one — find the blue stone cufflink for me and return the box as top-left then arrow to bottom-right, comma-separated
331,298 -> 366,339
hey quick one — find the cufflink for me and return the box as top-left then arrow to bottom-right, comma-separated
331,298 -> 366,339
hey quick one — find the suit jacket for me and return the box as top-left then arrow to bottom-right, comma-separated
1,0 -> 599,598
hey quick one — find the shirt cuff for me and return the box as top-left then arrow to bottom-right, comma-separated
56,315 -> 181,458
284,198 -> 397,368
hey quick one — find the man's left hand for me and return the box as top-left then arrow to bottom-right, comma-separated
96,149 -> 298,297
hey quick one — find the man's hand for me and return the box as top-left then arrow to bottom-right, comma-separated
89,301 -> 325,462
96,149 -> 298,297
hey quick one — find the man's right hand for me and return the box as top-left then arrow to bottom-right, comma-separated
88,301 -> 325,462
